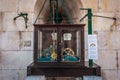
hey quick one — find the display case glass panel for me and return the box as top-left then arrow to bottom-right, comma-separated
61,28 -> 81,62
34,24 -> 84,64
37,27 -> 57,62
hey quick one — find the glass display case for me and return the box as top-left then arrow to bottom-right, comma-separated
34,24 -> 85,66
27,24 -> 101,77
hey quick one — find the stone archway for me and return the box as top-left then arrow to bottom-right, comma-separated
34,0 -> 83,24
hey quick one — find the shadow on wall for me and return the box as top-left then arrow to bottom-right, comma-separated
34,0 -> 83,24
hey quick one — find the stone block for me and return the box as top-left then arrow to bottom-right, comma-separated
75,77 -> 82,80
96,50 -> 117,69
19,0 -> 36,12
0,51 -> 33,69
0,69 -> 27,80
2,12 -> 34,31
0,31 -> 21,50
114,11 -> 120,27
0,0 -> 2,12
81,0 -> 98,12
116,0 -> 120,11
0,32 -> 2,51
0,12 -> 2,31
115,22 -> 120,30
19,31 -> 34,51
102,70 -> 119,80
92,13 -> 116,31
2,12 -> 21,31
118,50 -> 120,69
26,76 -> 46,80
0,69 -> 19,80
101,0 -> 117,12
0,31 -> 33,51
1,0 -> 17,12
97,31 -> 119,50
18,70 -> 27,80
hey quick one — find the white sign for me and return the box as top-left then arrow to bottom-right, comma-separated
63,33 -> 72,40
52,33 -> 57,40
88,34 -> 98,60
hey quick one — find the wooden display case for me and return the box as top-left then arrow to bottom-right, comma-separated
27,24 -> 101,77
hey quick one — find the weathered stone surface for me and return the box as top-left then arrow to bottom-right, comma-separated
115,12 -> 120,30
0,69 -> 27,80
102,70 -> 119,80
101,0 -> 117,12
0,69 -> 19,80
0,31 -> 33,51
118,50 -> 120,69
96,50 -> 117,69
19,0 -> 36,12
0,12 -> 2,31
26,76 -> 46,80
81,0 -> 98,12
97,31 -> 119,50
92,13 -> 116,31
0,3 -> 1,11
0,31 -> 21,50
0,51 -> 33,69
18,70 -> 27,80
2,12 -> 34,31
20,31 -> 34,51
2,12 -> 20,31
1,0 -> 17,12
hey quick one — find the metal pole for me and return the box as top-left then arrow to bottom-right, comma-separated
55,0 -> 59,24
87,9 -> 93,67
50,0 -> 53,24
80,8 -> 93,67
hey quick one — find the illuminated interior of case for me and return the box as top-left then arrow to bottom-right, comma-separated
37,28 -> 81,62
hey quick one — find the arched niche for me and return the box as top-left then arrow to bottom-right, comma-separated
34,0 -> 83,24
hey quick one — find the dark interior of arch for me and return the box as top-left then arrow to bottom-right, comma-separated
34,0 -> 83,24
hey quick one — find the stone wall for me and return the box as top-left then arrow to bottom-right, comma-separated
0,0 -> 36,80
0,0 -> 120,80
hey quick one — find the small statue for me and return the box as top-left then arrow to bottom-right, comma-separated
51,50 -> 57,60
62,48 -> 79,61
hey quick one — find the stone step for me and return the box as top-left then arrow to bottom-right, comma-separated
25,76 -> 102,80
25,76 -> 46,80
83,76 -> 102,80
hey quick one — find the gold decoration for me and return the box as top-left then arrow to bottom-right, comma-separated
63,48 -> 75,57
51,51 -> 57,60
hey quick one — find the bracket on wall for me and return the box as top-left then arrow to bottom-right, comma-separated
14,12 -> 28,28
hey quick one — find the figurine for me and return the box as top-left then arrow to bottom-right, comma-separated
38,45 -> 57,62
51,50 -> 57,60
62,48 -> 79,61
